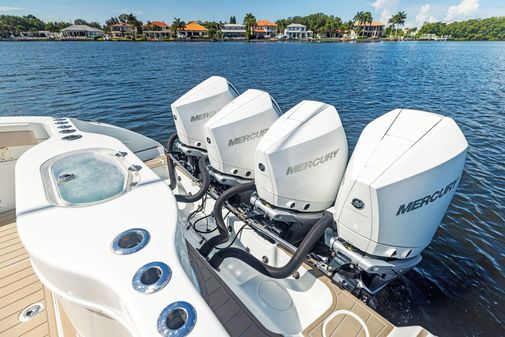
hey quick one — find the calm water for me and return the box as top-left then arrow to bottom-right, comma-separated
1,41 -> 504,336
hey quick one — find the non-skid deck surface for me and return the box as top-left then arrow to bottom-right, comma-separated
187,243 -> 282,337
302,268 -> 394,337
0,210 -> 59,337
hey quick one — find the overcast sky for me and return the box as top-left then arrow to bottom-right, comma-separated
1,0 -> 504,26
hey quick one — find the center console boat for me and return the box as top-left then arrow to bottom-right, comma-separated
0,76 -> 468,337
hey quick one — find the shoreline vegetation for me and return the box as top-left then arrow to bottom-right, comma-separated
1,12 -> 504,42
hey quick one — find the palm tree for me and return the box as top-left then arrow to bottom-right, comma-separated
362,12 -> 373,25
243,13 -> 256,40
395,11 -> 407,35
353,12 -> 365,37
172,18 -> 185,38
389,11 -> 407,36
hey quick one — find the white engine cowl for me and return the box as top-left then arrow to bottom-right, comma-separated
205,89 -> 281,179
171,76 -> 239,150
334,109 -> 468,259
255,100 -> 348,212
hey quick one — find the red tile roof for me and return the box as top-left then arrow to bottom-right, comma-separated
256,20 -> 277,27
143,21 -> 170,28
183,22 -> 208,32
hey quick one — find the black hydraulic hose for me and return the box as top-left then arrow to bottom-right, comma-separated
199,181 -> 256,258
166,133 -> 179,190
209,212 -> 334,279
174,155 -> 210,203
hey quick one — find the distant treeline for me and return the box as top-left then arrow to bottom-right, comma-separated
419,17 -> 505,40
1,13 -> 505,41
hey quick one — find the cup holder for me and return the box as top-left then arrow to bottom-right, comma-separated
132,261 -> 171,294
59,129 -> 76,134
157,301 -> 196,337
112,228 -> 150,255
61,134 -> 82,141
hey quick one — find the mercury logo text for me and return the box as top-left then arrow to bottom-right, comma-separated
396,178 -> 459,216
190,111 -> 217,122
228,128 -> 269,147
286,150 -> 339,175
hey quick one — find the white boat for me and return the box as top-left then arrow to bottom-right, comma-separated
0,76 -> 468,337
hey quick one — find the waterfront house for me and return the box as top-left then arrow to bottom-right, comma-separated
61,25 -> 104,39
111,23 -> 136,39
352,21 -> 384,38
284,23 -> 313,39
178,22 -> 208,38
254,20 -> 277,39
222,23 -> 246,39
142,21 -> 171,40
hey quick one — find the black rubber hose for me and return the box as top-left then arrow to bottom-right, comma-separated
199,181 -> 256,258
208,212 -> 334,279
166,133 -> 179,190
174,155 -> 210,203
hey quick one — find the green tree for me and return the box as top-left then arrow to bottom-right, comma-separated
418,17 -> 505,40
243,13 -> 256,40
276,19 -> 288,35
172,17 -> 185,38
389,11 -> 406,36
203,21 -> 222,40
118,13 -> 142,35
229,16 -> 236,24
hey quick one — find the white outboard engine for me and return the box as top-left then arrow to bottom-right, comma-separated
327,109 -> 468,296
254,100 -> 348,215
205,89 -> 281,184
171,76 -> 239,152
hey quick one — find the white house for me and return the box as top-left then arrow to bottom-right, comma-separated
222,23 -> 246,39
254,20 -> 277,39
61,25 -> 104,39
284,23 -> 313,39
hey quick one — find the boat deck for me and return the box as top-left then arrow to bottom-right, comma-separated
0,210 -> 74,337
1,203 -> 430,337
188,243 -> 282,337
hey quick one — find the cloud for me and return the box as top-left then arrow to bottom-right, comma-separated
372,0 -> 399,24
446,0 -> 479,22
416,4 -> 437,26
0,6 -> 23,11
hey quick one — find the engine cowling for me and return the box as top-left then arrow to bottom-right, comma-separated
205,89 -> 281,179
255,100 -> 348,212
170,76 -> 239,150
333,109 -> 468,259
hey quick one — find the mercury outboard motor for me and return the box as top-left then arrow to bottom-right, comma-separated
327,109 -> 468,296
171,76 -> 239,152
198,90 -> 281,257
253,100 -> 348,213
205,89 -> 281,185
166,76 -> 239,201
